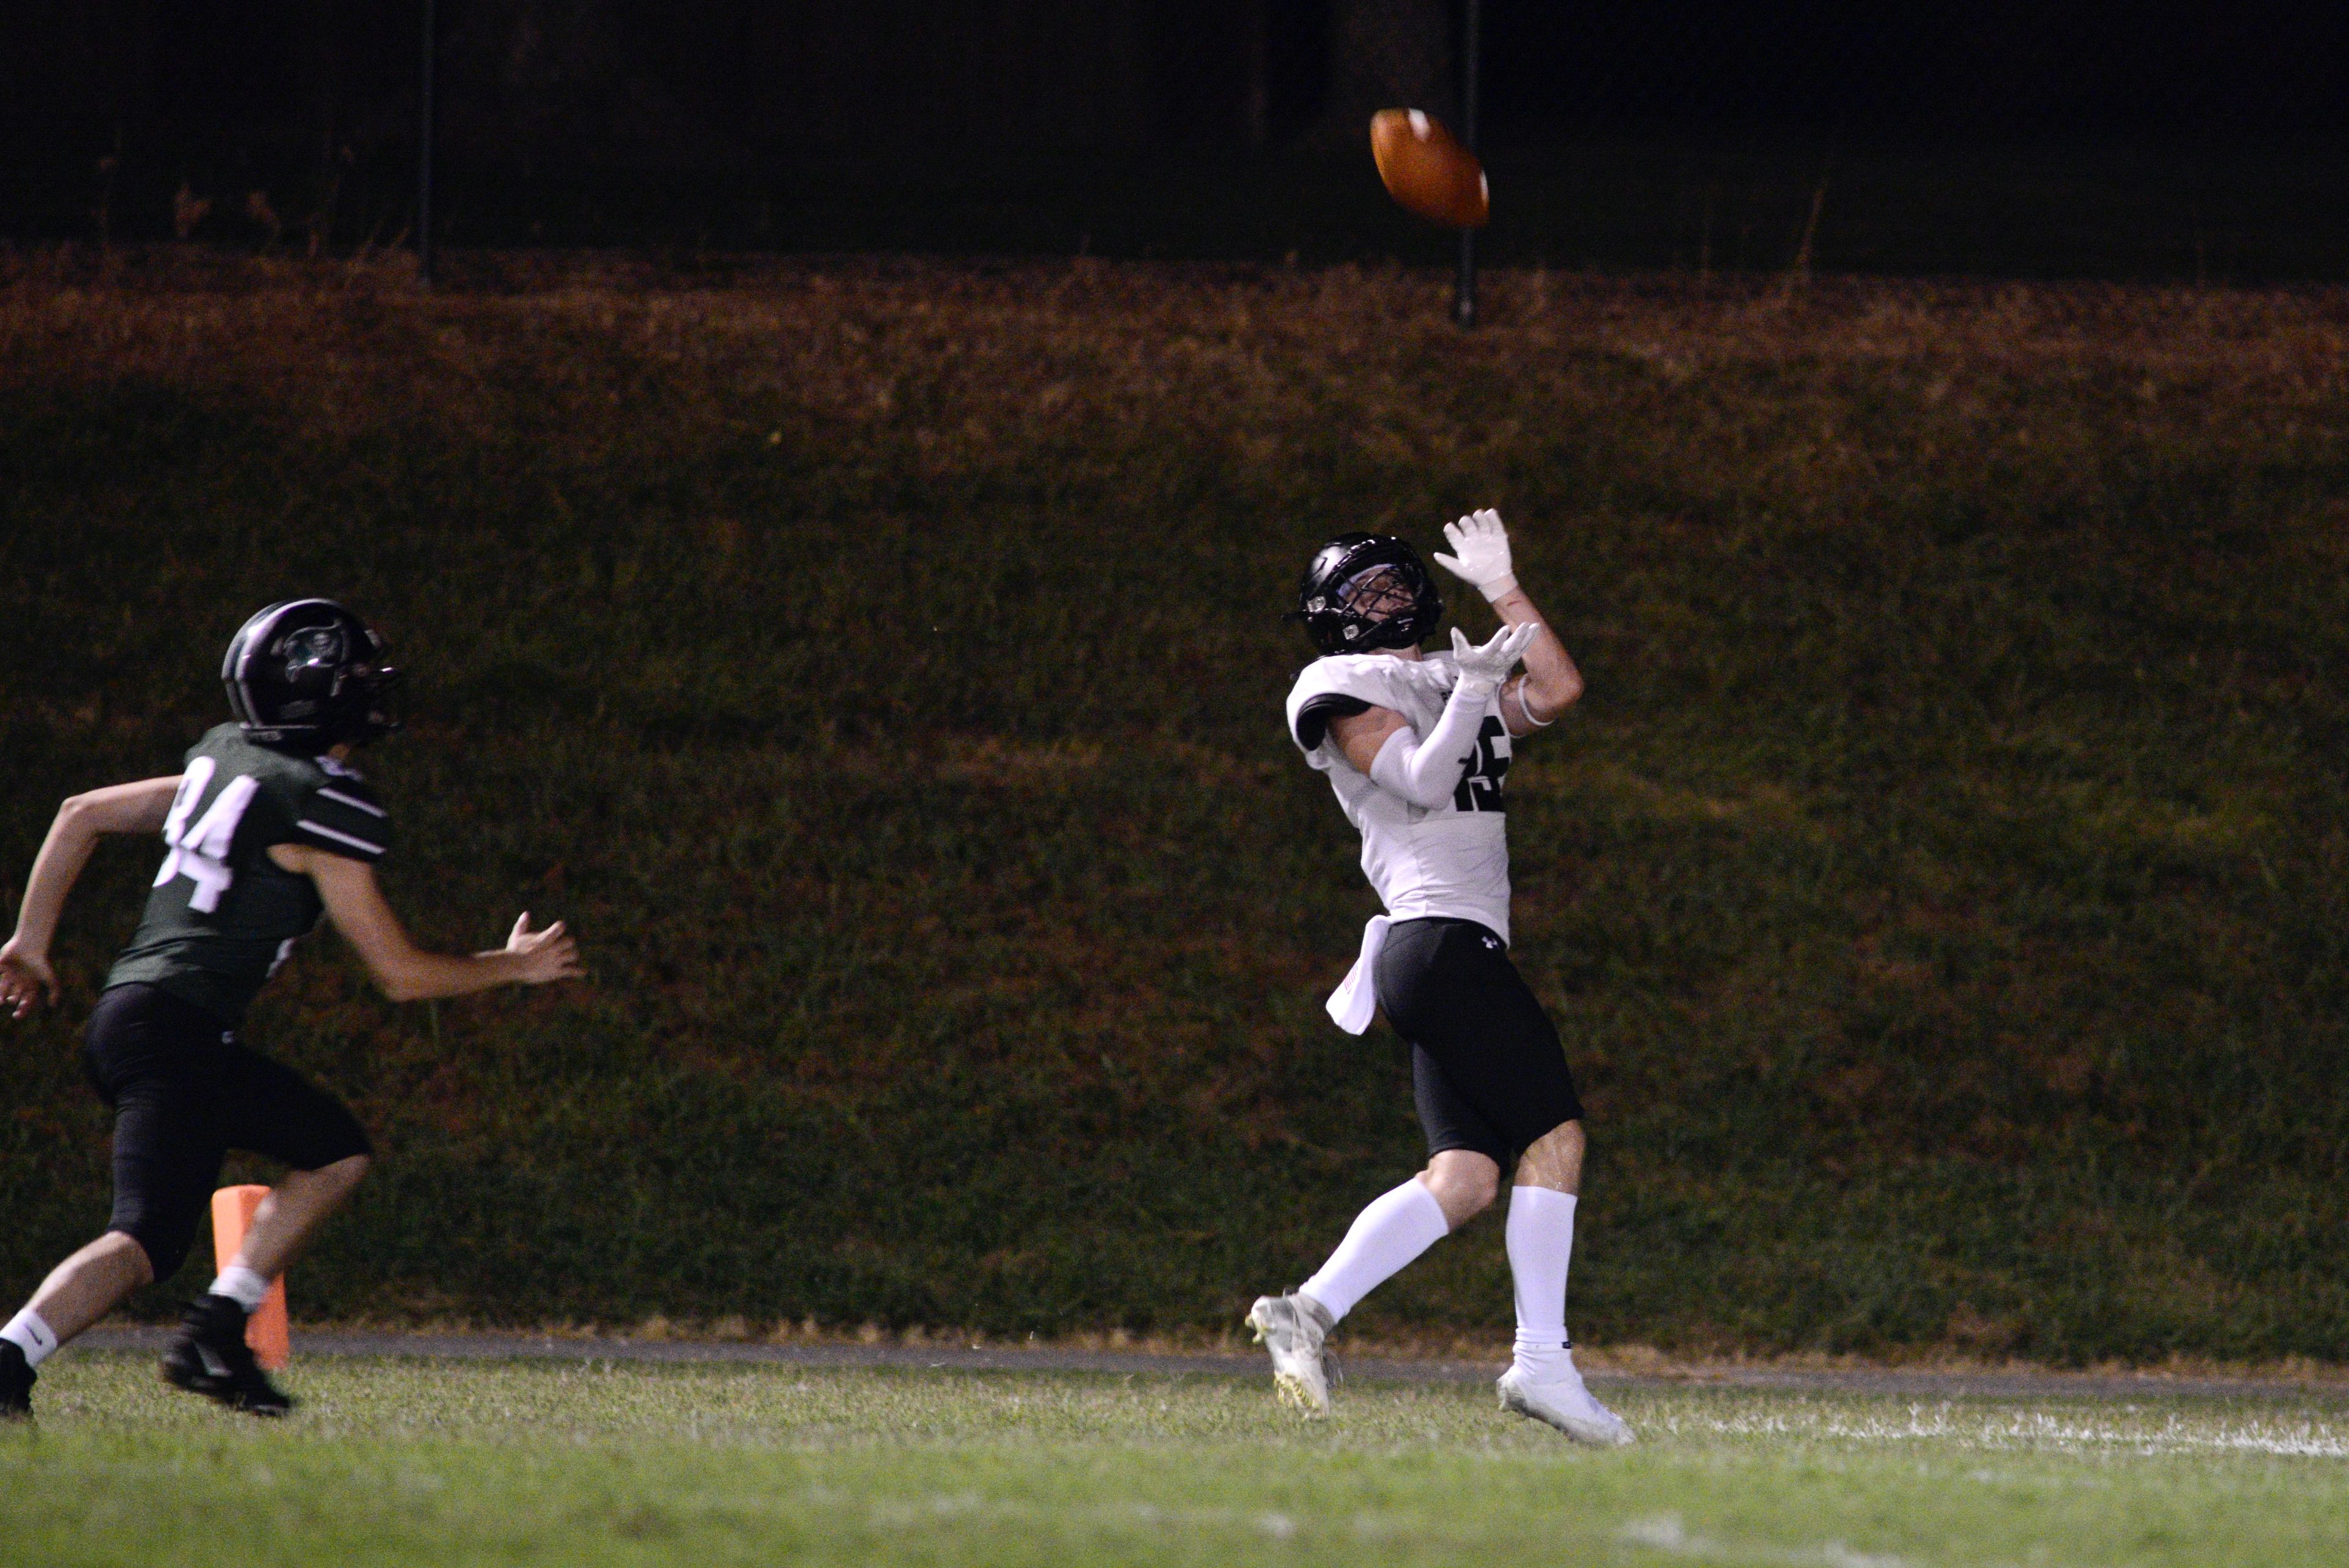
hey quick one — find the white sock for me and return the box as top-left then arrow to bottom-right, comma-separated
1299,1179 -> 1451,1323
2,1308 -> 60,1369
210,1265 -> 271,1313
1507,1186 -> 1579,1380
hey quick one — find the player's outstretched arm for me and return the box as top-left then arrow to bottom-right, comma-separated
1,776 -> 182,1019
278,845 -> 584,1003
1433,508 -> 1584,736
1331,622 -> 1538,809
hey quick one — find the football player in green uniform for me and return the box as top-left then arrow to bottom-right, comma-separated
0,601 -> 581,1418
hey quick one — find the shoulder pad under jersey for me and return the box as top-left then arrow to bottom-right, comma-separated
287,764 -> 394,864
1285,654 -> 1456,756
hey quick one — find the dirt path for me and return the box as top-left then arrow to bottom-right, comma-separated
73,1326 -> 2349,1403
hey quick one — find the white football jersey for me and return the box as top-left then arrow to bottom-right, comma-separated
1285,650 -> 1514,943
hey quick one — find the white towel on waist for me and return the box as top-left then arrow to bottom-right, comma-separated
1325,915 -> 1392,1035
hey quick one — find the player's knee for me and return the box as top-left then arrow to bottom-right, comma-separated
113,1217 -> 191,1285
1515,1119 -> 1586,1191
1423,1154 -> 1500,1221
102,1228 -> 158,1286
313,1152 -> 371,1193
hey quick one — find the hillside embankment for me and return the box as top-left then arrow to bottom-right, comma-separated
4,251 -> 2345,1361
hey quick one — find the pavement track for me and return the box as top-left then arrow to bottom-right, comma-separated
75,1327 -> 2349,1403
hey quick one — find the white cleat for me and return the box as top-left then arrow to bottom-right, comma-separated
1497,1364 -> 1636,1446
1245,1293 -> 1334,1418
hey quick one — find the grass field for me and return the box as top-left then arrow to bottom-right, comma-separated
4,251 -> 2348,1358
4,1353 -> 2347,1566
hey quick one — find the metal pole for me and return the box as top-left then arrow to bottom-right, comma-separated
418,0 -> 439,285
1452,0 -> 1482,329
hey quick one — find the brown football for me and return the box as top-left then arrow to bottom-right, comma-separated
1370,108 -> 1490,229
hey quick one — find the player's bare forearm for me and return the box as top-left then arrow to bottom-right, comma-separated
281,845 -> 584,1003
6,808 -> 99,962
1430,510 -> 1580,735
368,945 -> 555,1003
4,778 -> 180,967
1490,586 -> 1583,730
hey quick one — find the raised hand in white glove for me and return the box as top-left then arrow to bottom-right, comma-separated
1431,508 -> 1519,603
1368,620 -> 1543,810
1448,620 -> 1540,704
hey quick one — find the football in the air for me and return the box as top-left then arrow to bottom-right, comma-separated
1370,108 -> 1490,229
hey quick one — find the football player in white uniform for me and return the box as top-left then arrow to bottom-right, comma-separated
1248,510 -> 1632,1444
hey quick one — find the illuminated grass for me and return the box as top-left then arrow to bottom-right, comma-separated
4,1354 -> 2347,1567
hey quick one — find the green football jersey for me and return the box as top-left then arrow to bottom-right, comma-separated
105,724 -> 395,1024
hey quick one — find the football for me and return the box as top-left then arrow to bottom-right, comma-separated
1369,108 -> 1490,229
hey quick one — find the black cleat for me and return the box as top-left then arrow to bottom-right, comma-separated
0,1340 -> 32,1421
161,1293 -> 292,1417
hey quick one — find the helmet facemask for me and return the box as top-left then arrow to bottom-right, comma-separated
1337,565 -> 1422,626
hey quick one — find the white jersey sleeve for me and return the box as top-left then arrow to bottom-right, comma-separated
1285,653 -> 1458,765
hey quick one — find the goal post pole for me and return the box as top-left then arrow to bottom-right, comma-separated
418,0 -> 439,286
1453,0 -> 1482,329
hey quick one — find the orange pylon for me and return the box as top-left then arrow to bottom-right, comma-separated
209,1186 -> 291,1371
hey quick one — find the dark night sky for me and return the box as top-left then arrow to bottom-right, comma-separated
2,1 -> 2344,266
1483,2 -> 2349,138
7,1 -> 2344,160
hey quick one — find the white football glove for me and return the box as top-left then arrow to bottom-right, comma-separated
1431,508 -> 1519,603
1448,621 -> 1539,704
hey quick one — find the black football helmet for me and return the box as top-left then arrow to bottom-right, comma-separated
1290,533 -> 1445,655
222,600 -> 403,750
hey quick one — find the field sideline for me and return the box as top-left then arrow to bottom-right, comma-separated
6,1348 -> 2347,1567
67,1323 -> 2349,1402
